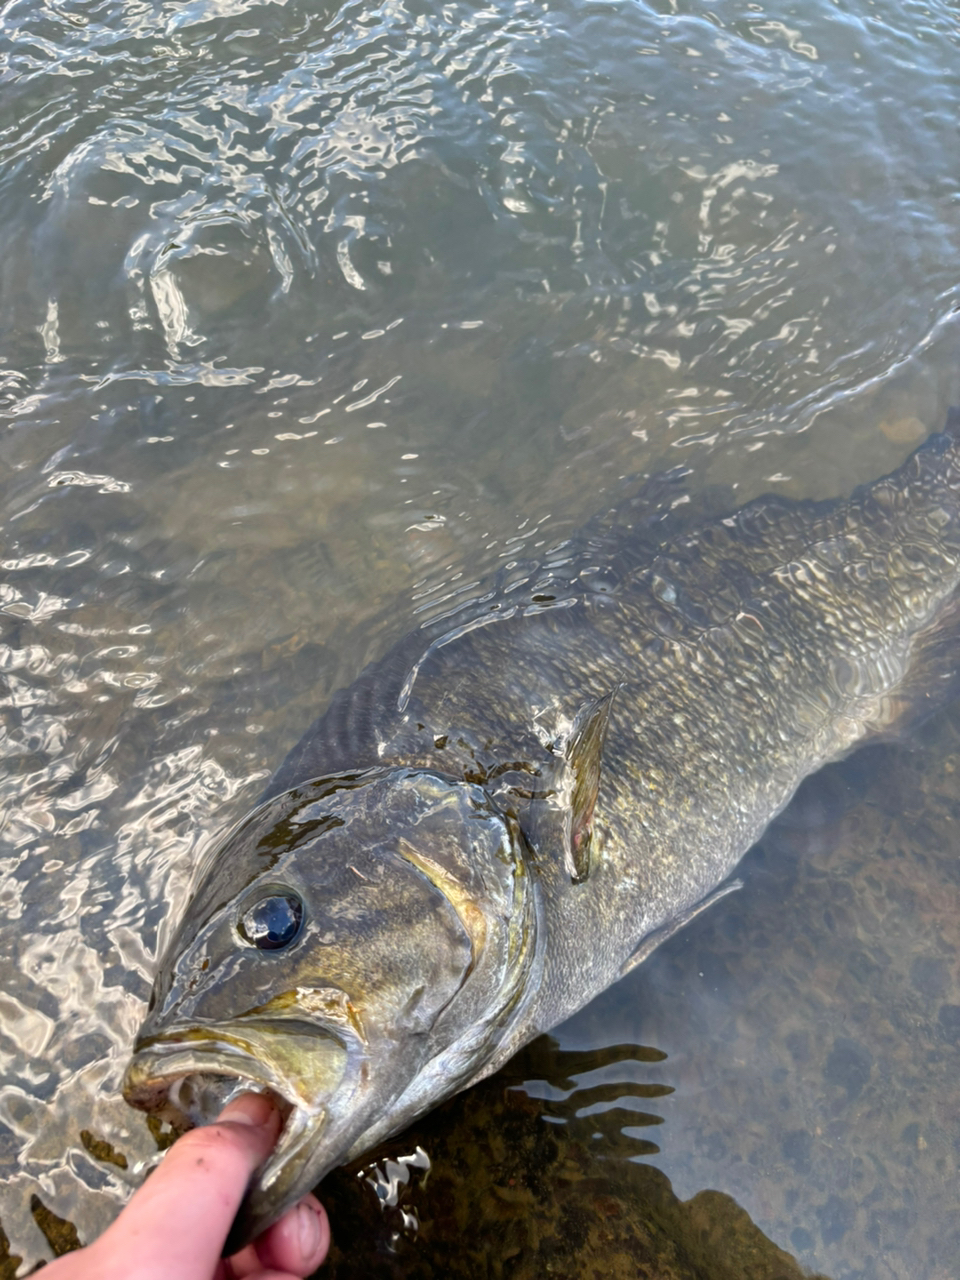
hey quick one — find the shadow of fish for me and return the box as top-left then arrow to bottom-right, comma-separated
124,409 -> 960,1249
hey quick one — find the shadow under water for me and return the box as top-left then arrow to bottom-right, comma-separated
317,1038 -> 829,1280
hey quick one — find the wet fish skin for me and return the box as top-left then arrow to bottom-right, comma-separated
268,412 -> 960,1038
124,411 -> 960,1246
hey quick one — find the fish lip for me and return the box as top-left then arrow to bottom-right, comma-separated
122,1031 -> 331,1209
123,1035 -> 295,1115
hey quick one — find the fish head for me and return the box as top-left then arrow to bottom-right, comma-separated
123,766 -> 538,1249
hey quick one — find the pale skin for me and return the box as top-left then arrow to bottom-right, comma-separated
43,1093 -> 330,1280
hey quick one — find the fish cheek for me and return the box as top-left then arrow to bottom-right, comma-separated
386,894 -> 476,1032
304,885 -> 475,1037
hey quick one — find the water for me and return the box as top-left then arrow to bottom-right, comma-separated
0,0 -> 958,1275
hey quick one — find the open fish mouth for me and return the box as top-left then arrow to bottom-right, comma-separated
122,1024 -> 347,1247
165,1071 -> 287,1129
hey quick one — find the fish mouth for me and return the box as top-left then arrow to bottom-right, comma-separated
122,1020 -> 351,1250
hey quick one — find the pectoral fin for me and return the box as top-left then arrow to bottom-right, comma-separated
564,687 -> 619,883
493,688 -> 618,884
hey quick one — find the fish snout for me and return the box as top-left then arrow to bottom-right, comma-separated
121,1017 -> 418,1250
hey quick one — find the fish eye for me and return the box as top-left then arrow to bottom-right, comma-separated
238,892 -> 304,951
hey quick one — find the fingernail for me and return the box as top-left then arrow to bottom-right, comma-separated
218,1091 -> 276,1128
297,1202 -> 322,1259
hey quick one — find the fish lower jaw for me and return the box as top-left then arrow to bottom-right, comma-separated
123,1027 -> 416,1247
125,1054 -> 332,1210
123,1036 -> 351,1246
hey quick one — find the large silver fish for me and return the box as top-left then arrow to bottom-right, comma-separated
124,411 -> 960,1248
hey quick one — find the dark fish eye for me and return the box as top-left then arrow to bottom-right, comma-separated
238,893 -> 304,951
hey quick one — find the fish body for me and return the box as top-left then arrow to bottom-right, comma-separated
124,412 -> 960,1247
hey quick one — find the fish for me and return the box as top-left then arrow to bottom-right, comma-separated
123,409 -> 960,1250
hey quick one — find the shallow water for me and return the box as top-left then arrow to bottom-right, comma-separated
0,0 -> 959,1276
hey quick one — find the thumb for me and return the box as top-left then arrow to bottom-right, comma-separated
70,1093 -> 281,1280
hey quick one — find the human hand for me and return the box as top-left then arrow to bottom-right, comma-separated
44,1092 -> 330,1280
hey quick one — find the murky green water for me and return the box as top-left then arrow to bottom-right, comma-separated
0,1 -> 959,1276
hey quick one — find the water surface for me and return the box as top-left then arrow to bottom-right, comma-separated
0,1 -> 959,1276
